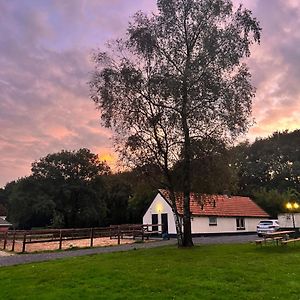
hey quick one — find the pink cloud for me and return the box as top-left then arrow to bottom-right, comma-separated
1,0 -> 300,186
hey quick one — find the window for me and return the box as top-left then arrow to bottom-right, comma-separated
209,216 -> 217,226
258,221 -> 273,225
236,218 -> 245,230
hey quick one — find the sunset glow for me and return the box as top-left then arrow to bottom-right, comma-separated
98,152 -> 117,168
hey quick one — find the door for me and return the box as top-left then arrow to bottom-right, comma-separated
161,213 -> 168,234
152,214 -> 158,232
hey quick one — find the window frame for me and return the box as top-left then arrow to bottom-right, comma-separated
236,217 -> 245,230
209,216 -> 217,226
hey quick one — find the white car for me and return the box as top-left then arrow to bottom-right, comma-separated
257,220 -> 280,237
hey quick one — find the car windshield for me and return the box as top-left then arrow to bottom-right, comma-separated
259,221 -> 273,225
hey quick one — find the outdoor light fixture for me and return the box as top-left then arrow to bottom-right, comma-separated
286,201 -> 300,230
155,202 -> 163,213
286,202 -> 299,210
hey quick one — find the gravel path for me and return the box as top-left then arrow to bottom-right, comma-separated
0,234 -> 257,267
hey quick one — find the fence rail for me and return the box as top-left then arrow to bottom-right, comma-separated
0,224 -> 162,253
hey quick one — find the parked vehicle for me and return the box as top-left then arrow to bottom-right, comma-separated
256,220 -> 280,237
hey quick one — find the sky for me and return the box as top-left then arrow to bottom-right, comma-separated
1,0 -> 300,187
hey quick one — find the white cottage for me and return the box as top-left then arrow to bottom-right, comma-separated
143,189 -> 270,236
278,213 -> 300,228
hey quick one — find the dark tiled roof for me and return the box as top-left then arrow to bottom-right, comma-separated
0,217 -> 12,227
158,189 -> 269,218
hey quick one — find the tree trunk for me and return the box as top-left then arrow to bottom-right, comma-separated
182,135 -> 193,247
163,163 -> 184,246
169,189 -> 183,246
181,71 -> 194,247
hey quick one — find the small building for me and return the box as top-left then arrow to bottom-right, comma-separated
278,213 -> 300,229
143,189 -> 270,236
0,217 -> 12,232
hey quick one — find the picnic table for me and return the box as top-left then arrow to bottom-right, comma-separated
256,230 -> 295,246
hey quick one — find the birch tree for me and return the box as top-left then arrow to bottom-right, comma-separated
90,0 -> 261,247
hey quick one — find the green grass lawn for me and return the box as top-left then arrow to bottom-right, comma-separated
1,243 -> 300,299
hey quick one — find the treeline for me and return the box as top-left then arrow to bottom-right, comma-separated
234,130 -> 300,217
1,130 -> 300,229
0,149 -> 155,229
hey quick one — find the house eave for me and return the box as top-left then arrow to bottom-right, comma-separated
191,214 -> 270,218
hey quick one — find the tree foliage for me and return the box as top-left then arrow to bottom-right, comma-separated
6,149 -> 110,229
127,182 -> 158,224
229,130 -> 300,217
173,138 -> 238,194
252,188 -> 300,218
31,148 -> 110,183
104,175 -> 132,225
0,188 -> 8,216
234,130 -> 300,194
90,0 -> 261,246
7,177 -> 55,229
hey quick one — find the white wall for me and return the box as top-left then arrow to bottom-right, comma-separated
143,193 -> 266,234
192,216 -> 264,233
143,193 -> 177,234
278,213 -> 300,228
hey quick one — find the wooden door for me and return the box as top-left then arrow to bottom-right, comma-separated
161,213 -> 168,234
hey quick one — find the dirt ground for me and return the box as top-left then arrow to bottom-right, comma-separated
3,237 -> 136,253
0,250 -> 13,256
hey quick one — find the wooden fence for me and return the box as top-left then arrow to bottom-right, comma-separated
0,224 -> 162,253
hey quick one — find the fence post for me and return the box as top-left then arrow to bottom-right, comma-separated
133,226 -> 136,240
117,226 -> 120,245
59,230 -> 63,250
90,228 -> 94,248
22,233 -> 26,253
142,225 -> 144,241
109,226 -> 112,239
12,230 -> 16,252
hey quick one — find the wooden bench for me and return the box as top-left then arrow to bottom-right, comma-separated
273,236 -> 283,245
255,237 -> 283,246
281,238 -> 300,245
255,238 -> 272,246
255,239 -> 264,246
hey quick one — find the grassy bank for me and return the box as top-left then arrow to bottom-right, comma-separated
1,243 -> 300,299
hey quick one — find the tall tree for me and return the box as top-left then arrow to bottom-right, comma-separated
90,0 -> 261,246
6,149 -> 110,229
31,148 -> 110,228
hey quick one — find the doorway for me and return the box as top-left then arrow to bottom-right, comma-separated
151,214 -> 158,231
161,213 -> 168,234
